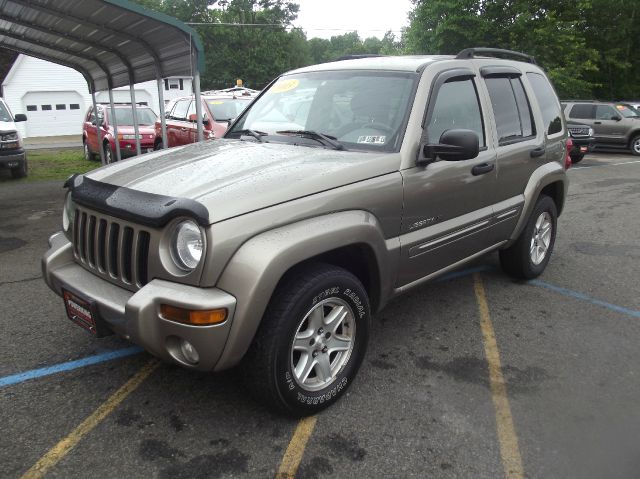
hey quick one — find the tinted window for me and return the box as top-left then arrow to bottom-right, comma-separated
527,73 -> 562,135
70,104 -> 80,110
0,102 -> 12,121
41,104 -> 52,111
206,99 -> 252,121
427,78 -> 485,147
110,108 -> 158,126
172,100 -> 190,120
486,77 -> 534,143
27,105 -> 37,111
56,104 -> 66,110
595,105 -> 618,120
569,104 -> 594,119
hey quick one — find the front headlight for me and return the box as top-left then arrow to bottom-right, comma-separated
171,220 -> 203,271
62,192 -> 74,233
588,127 -> 594,137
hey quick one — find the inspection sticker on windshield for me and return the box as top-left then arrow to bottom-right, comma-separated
357,135 -> 386,144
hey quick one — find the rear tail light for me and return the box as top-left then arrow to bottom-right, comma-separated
564,138 -> 573,170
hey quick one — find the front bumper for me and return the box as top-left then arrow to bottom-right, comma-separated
42,232 -> 237,371
0,149 -> 26,169
569,136 -> 595,155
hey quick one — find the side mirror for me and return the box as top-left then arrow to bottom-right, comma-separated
611,115 -> 622,121
14,113 -> 27,122
188,113 -> 198,122
419,129 -> 480,165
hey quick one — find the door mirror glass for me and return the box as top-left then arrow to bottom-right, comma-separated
421,129 -> 480,164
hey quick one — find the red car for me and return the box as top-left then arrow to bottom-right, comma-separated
83,104 -> 158,163
155,92 -> 254,149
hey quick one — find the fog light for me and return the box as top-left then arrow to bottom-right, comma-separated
180,339 -> 200,364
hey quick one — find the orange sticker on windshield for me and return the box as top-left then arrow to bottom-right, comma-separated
210,101 -> 224,105
616,105 -> 625,110
271,79 -> 299,93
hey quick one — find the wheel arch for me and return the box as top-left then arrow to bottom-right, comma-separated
213,211 -> 396,371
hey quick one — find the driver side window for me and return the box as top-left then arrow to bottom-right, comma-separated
426,78 -> 485,147
595,105 -> 617,120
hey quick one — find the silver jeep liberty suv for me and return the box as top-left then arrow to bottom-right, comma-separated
43,48 -> 569,416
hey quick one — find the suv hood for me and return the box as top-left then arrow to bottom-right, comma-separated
86,139 -> 400,223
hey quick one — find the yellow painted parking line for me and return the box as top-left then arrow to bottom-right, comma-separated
21,359 -> 159,479
275,415 -> 317,479
473,274 -> 524,479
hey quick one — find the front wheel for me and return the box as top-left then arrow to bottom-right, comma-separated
630,135 -> 640,156
104,143 -> 115,164
10,158 -> 27,179
499,195 -> 557,279
243,263 -> 370,417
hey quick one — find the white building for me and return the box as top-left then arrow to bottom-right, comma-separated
2,55 -> 193,138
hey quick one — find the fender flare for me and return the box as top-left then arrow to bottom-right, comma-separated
509,162 -> 568,242
213,210 -> 394,371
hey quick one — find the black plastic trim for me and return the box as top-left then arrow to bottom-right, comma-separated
480,65 -> 522,78
456,48 -> 536,64
66,175 -> 210,227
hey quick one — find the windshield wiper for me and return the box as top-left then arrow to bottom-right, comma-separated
276,130 -> 345,151
229,129 -> 267,142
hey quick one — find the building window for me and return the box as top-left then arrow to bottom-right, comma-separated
168,79 -> 181,90
41,105 -> 52,111
70,104 -> 80,110
26,105 -> 37,111
56,104 -> 66,110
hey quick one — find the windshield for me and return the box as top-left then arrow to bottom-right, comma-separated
107,108 -> 158,126
616,104 -> 639,118
206,98 -> 251,121
228,71 -> 417,152
0,102 -> 12,122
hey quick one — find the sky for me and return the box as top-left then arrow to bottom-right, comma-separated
292,0 -> 414,40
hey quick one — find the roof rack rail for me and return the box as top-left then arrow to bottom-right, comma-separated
456,48 -> 536,65
335,54 -> 386,62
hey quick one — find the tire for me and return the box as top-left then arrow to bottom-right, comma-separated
83,141 -> 96,161
570,153 -> 584,164
630,135 -> 640,156
104,142 -> 115,164
499,195 -> 557,279
243,263 -> 371,417
154,139 -> 163,151
10,158 -> 27,179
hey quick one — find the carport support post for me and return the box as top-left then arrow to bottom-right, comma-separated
193,67 -> 204,142
129,83 -> 142,155
90,90 -> 105,165
108,88 -> 122,162
157,76 -> 167,149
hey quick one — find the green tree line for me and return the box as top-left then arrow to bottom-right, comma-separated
134,0 -> 639,100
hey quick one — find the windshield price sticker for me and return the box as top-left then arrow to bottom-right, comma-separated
271,79 -> 300,93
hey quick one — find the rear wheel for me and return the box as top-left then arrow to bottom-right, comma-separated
630,135 -> 640,156
243,263 -> 370,416
10,158 -> 27,179
499,195 -> 557,279
570,153 -> 584,164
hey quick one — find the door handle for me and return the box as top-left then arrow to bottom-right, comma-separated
180,128 -> 187,131
594,121 -> 602,125
530,146 -> 546,158
471,163 -> 495,176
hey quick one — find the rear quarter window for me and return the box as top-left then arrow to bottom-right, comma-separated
526,73 -> 563,135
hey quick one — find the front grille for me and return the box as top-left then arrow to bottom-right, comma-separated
73,207 -> 151,289
568,127 -> 589,137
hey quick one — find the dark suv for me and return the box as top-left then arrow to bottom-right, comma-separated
563,101 -> 640,155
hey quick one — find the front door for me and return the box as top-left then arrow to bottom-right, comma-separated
398,69 -> 498,287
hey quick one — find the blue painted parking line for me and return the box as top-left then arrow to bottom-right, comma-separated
529,280 -> 640,319
0,346 -> 143,388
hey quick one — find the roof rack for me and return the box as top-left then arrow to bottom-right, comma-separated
456,48 -> 536,65
335,54 -> 386,62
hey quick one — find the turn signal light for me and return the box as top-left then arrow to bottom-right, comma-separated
564,137 -> 573,170
160,304 -> 227,325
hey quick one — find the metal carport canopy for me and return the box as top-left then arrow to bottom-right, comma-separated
0,0 -> 206,160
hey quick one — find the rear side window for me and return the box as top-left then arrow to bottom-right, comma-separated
485,77 -> 535,144
569,104 -> 595,119
526,73 -> 563,135
426,78 -> 485,147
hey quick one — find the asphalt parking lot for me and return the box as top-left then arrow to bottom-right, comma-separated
1,153 -> 639,479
